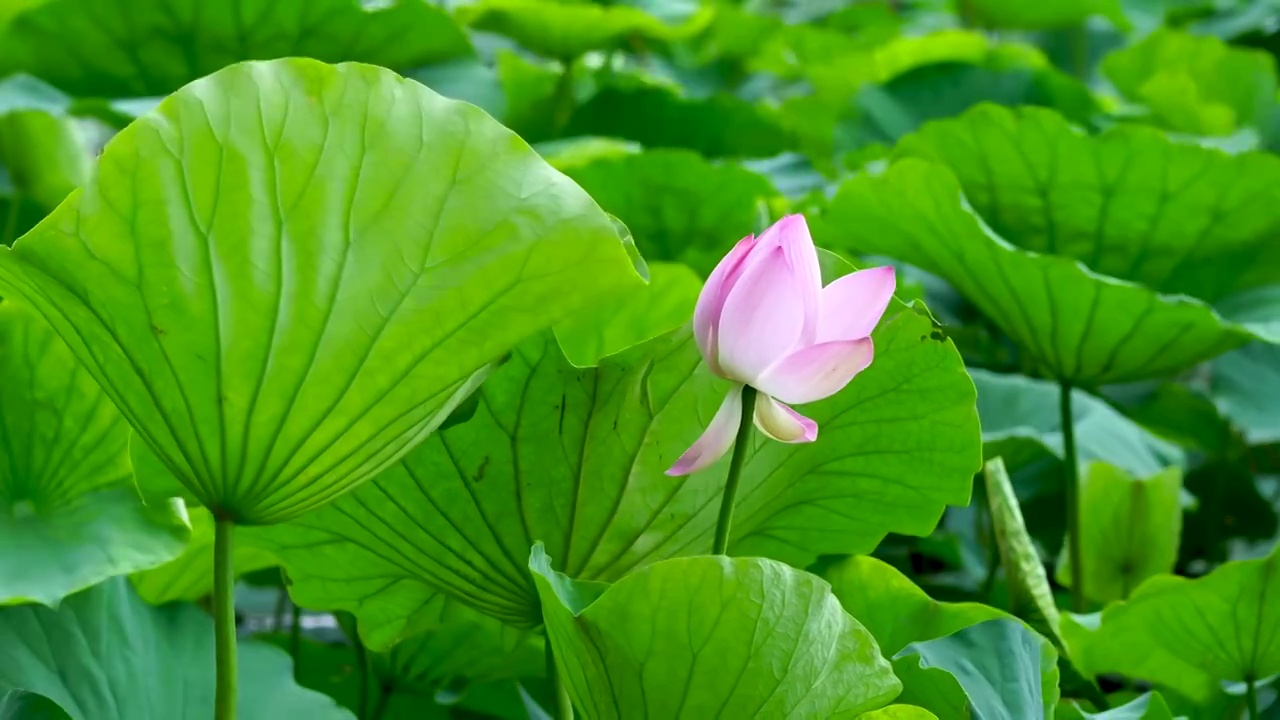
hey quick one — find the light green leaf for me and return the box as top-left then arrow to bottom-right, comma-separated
894,104 -> 1280,303
966,0 -> 1127,29
565,81 -> 793,159
560,149 -> 778,275
0,58 -> 644,525
254,297 -> 979,638
823,158 -> 1270,385
0,301 -> 189,606
1102,29 -> 1277,136
532,545 -> 901,718
552,261 -> 700,367
0,577 -> 353,719
0,77 -> 88,244
1062,546 -> 1280,704
460,0 -> 701,58
973,369 -> 1183,478
1057,691 -> 1176,719
1055,463 -> 1182,604
825,555 -> 1005,657
0,0 -> 472,97
857,706 -> 939,719
129,505 -> 276,604
894,618 -> 1061,719
983,458 -> 1063,645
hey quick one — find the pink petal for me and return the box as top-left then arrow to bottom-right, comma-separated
694,235 -> 758,375
666,386 -> 745,476
818,266 -> 896,343
757,215 -> 822,345
715,245 -> 807,384
753,395 -> 818,443
756,338 -> 875,405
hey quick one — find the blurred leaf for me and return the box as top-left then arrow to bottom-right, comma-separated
1058,691 -> 1176,719
1119,382 -> 1237,457
856,706 -> 939,720
129,505 -> 277,604
1062,545 -> 1280,703
0,690 -> 71,720
255,302 -> 979,638
973,369 -> 1183,478
1055,464 -> 1182,604
460,0 -> 702,58
967,0 -> 1128,28
0,578 -> 352,719
894,618 -> 1061,719
553,260 -> 700,367
0,0 -> 473,97
824,158 -> 1273,385
560,149 -> 778,275
825,554 -> 1005,657
1103,28 -> 1277,136
1212,341 -> 1280,445
0,301 -> 189,606
532,546 -> 901,718
408,58 -> 507,120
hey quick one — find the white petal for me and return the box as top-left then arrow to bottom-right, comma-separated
753,395 -> 818,443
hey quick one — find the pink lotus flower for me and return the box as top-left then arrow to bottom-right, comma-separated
667,214 -> 895,476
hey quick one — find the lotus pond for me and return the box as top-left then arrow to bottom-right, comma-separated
0,0 -> 1278,718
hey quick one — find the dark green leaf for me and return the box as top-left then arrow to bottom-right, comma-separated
0,690 -> 71,720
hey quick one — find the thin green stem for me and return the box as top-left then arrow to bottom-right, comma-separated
1060,381 -> 1085,612
214,518 -> 237,720
714,386 -> 758,555
547,641 -> 573,720
1246,675 -> 1259,720
288,597 -> 302,673
354,634 -> 370,719
368,684 -> 391,720
272,587 -> 287,631
551,57 -> 578,135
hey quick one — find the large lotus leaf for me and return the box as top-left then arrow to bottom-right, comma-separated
0,690 -> 70,720
1212,341 -> 1280,445
894,104 -> 1280,302
552,260 -> 700,368
894,619 -> 1060,719
0,301 -> 189,606
1062,546 -> 1280,704
559,149 -> 778,276
0,0 -> 472,97
253,297 -> 979,636
0,577 -> 353,720
857,706 -> 938,720
824,159 -> 1270,385
1058,692 -> 1175,720
0,59 -> 644,525
965,0 -> 1125,29
565,82 -> 793,159
129,505 -> 276,604
460,0 -> 700,59
825,555 -> 1005,657
973,369 -> 1182,477
532,546 -> 901,719
1102,29 -> 1277,136
1055,464 -> 1182,604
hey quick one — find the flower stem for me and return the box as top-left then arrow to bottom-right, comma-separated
547,641 -> 573,720
214,518 -> 237,720
1060,381 -> 1085,612
714,385 -> 758,555
1246,675 -> 1259,720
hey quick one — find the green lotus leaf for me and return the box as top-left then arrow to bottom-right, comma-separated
0,577 -> 353,719
531,545 -> 901,718
0,77 -> 88,245
560,149 -> 778,276
0,690 -> 71,720
0,58 -> 645,525
1055,463 -> 1182,604
973,369 -> 1183,477
459,0 -> 701,59
552,260 -> 700,368
1062,546 -> 1280,704
0,0 -> 472,97
1211,341 -> 1280,445
1102,29 -> 1276,136
253,295 -> 978,636
965,0 -> 1126,29
0,301 -> 189,606
894,618 -> 1060,719
856,706 -> 938,720
823,157 -> 1272,385
1058,691 -> 1176,719
825,554 -> 1005,657
894,104 -> 1280,302
129,505 -> 276,604
565,81 -> 793,159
